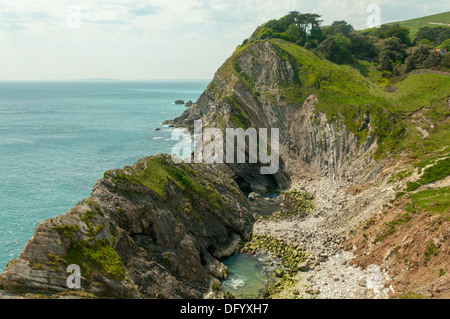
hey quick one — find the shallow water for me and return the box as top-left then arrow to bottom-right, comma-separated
221,253 -> 277,299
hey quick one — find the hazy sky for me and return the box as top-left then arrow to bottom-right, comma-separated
0,0 -> 448,80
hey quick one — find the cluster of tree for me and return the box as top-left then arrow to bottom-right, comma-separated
251,11 -> 324,46
362,24 -> 450,74
246,12 -> 450,74
415,27 -> 450,45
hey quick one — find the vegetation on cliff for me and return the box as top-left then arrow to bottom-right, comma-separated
214,35 -> 449,160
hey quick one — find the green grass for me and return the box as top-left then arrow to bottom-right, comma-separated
405,157 -> 450,192
53,224 -> 79,238
410,187 -> 450,217
390,73 -> 450,116
360,11 -> 450,37
212,38 -> 450,160
65,238 -> 124,280
417,157 -> 450,185
384,11 -> 450,37
267,39 -> 413,156
109,156 -> 226,212
225,96 -> 252,129
398,292 -> 428,299
424,242 -> 439,261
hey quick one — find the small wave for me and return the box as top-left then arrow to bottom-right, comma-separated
0,138 -> 35,145
223,274 -> 247,290
0,110 -> 26,114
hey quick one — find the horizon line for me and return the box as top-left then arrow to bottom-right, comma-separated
0,78 -> 212,82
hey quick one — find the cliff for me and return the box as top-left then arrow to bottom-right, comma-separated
166,38 -> 450,298
168,39 -> 390,192
1,34 -> 449,299
0,154 -> 253,299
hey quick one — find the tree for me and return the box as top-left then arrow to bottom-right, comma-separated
377,53 -> 393,71
255,12 -> 323,45
286,23 -> 303,43
404,45 -> 432,71
375,37 -> 407,70
323,20 -> 354,37
415,26 -> 450,45
304,41 -> 312,50
440,53 -> 450,69
348,32 -> 378,60
439,39 -> 450,51
378,25 -> 411,46
423,51 -> 442,69
318,34 -> 352,64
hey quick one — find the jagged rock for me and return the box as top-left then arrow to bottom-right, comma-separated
185,100 -> 193,107
0,154 -> 254,299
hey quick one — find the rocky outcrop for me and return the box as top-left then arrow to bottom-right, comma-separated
166,40 -> 378,194
0,154 -> 254,299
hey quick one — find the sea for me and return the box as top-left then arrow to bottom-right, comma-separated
0,80 -> 209,271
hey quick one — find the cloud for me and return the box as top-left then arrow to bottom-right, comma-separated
128,5 -> 157,16
84,19 -> 128,25
30,11 -> 52,20
0,0 -> 449,80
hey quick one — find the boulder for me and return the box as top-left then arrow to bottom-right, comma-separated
275,268 -> 284,277
298,261 -> 310,272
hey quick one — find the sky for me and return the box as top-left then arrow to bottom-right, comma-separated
0,0 -> 448,80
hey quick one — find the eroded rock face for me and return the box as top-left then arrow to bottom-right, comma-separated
166,40 -> 378,192
0,154 -> 254,299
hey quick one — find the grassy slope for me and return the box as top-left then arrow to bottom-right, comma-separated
359,11 -> 450,37
216,38 -> 450,160
384,11 -> 450,36
211,39 -> 450,210
272,39 -> 449,159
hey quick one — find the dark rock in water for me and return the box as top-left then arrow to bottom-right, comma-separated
185,100 -> 193,107
0,154 -> 254,299
155,128 -> 162,131
175,99 -> 185,104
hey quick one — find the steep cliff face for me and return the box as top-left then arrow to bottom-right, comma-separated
0,154 -> 254,299
1,35 -> 448,300
166,38 -> 449,298
169,39 -> 381,193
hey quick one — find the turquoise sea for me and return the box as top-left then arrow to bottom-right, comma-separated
0,80 -> 209,271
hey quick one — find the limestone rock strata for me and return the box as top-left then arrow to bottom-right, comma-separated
0,154 -> 254,299
166,40 -> 378,193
